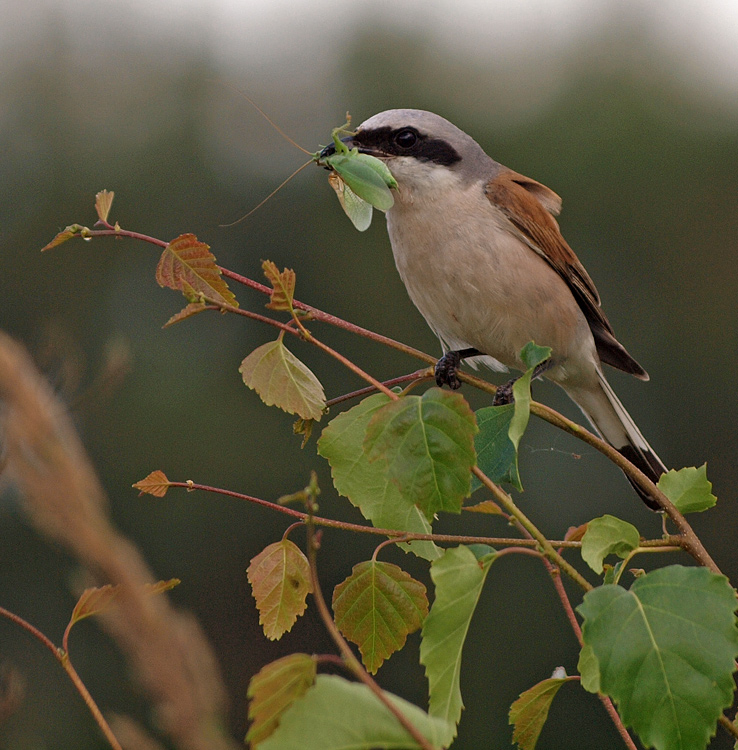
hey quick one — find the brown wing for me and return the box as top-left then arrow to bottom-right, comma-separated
485,169 -> 648,380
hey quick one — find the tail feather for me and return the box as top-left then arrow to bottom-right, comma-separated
565,369 -> 666,509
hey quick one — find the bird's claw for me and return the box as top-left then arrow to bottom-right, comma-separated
435,351 -> 462,390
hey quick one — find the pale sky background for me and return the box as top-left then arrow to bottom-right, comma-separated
5,0 -> 738,95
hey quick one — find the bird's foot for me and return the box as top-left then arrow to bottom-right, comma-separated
492,359 -> 552,406
492,379 -> 516,406
435,351 -> 462,390
434,348 -> 482,390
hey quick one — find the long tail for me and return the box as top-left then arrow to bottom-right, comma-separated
564,369 -> 666,509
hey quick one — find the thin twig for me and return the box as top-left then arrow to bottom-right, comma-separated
304,520 -> 437,750
0,607 -> 123,750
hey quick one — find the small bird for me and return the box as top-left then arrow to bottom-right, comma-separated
322,109 -> 666,507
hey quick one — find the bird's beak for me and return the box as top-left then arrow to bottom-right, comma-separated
319,135 -> 353,160
319,133 -> 386,160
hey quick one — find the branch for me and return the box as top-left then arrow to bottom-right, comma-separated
304,520 -> 438,750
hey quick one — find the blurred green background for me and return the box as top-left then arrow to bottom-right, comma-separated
1,1 -> 737,747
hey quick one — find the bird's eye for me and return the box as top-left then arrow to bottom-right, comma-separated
393,128 -> 418,149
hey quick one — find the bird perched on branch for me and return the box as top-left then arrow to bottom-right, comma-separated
321,108 -> 665,507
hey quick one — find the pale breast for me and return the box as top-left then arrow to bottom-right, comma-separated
385,181 -> 598,382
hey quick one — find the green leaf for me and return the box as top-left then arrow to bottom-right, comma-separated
420,545 -> 496,737
247,540 -> 313,641
258,674 -> 455,750
509,677 -> 571,750
364,388 -> 478,521
658,464 -> 716,514
239,337 -> 326,421
509,343 -> 551,449
246,653 -> 317,747
577,644 -> 601,694
577,565 -> 738,750
580,515 -> 641,574
333,560 -> 428,674
471,403 -> 522,491
317,393 -> 441,561
326,153 -> 395,211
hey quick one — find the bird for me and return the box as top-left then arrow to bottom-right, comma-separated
321,108 -> 666,508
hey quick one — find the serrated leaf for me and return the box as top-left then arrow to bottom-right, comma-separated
41,224 -> 85,251
658,464 -> 716,514
239,338 -> 326,421
364,388 -> 477,521
247,540 -> 313,641
577,643 -> 601,694
420,545 -> 496,737
317,393 -> 441,561
332,560 -> 428,674
262,260 -> 296,311
163,302 -> 208,328
156,233 -> 238,307
580,515 -> 640,574
471,404 -> 522,491
509,677 -> 570,750
132,469 -> 171,498
509,343 -> 551,449
329,172 -> 374,231
95,190 -> 114,223
577,565 -> 738,750
258,674 -> 455,750
246,653 -> 317,747
69,579 -> 180,628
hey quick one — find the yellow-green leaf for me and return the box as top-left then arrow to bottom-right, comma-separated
95,190 -> 114,223
509,676 -> 571,750
41,224 -> 85,252
239,338 -> 325,421
247,540 -> 313,641
246,653 -> 317,747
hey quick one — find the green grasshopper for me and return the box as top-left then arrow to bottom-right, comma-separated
314,117 -> 397,231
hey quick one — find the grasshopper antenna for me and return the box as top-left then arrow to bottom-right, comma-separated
219,159 -> 313,227
218,81 -> 313,155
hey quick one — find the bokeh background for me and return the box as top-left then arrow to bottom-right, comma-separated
1,0 -> 737,747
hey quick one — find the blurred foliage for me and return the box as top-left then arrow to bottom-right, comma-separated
1,11 -> 737,749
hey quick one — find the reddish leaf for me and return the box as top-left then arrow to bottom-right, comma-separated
132,470 -> 171,497
70,578 -> 180,627
41,224 -> 85,252
95,190 -> 114,223
163,302 -> 208,328
247,540 -> 313,640
464,500 -> 504,515
70,584 -> 120,625
262,260 -> 296,311
246,653 -> 316,747
332,560 -> 428,674
156,233 -> 238,307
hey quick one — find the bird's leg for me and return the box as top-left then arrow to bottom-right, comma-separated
434,348 -> 481,390
492,359 -> 552,406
